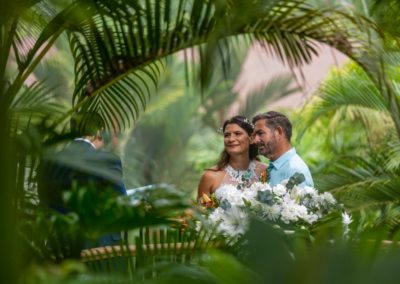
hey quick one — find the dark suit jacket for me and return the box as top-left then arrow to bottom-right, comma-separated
37,139 -> 127,246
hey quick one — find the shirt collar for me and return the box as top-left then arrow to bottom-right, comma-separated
74,138 -> 97,149
270,148 -> 296,170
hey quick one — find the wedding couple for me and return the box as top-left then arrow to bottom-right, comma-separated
197,111 -> 314,201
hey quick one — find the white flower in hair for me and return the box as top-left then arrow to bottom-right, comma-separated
243,117 -> 254,128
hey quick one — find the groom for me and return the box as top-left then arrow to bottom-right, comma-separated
252,111 -> 314,187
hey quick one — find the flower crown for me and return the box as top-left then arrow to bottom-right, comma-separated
242,117 -> 254,128
218,117 -> 254,133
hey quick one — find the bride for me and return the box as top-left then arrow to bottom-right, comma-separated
197,115 -> 267,202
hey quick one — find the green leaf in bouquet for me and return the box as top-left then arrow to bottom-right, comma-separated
242,198 -> 252,209
220,199 -> 232,211
286,173 -> 306,190
301,196 -> 316,208
257,190 -> 274,205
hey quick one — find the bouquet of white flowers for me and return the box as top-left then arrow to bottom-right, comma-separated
203,173 -> 341,240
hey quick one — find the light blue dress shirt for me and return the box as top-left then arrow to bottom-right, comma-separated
268,148 -> 314,187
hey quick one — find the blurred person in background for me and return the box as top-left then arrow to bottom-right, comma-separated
38,111 -> 126,248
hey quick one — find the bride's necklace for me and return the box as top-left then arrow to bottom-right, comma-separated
225,161 -> 256,189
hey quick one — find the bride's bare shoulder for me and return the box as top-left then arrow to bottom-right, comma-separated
197,166 -> 225,197
201,166 -> 225,179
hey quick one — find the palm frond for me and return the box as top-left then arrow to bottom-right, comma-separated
1,1 -> 51,82
12,2 -> 57,67
240,74 -> 298,118
10,81 -> 67,132
370,0 -> 400,42
3,2 -> 82,110
316,153 -> 400,211
297,62 -> 393,142
67,0 -> 366,130
8,81 -> 69,198
386,138 -> 400,171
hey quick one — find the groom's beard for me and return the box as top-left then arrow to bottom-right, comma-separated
257,136 -> 278,160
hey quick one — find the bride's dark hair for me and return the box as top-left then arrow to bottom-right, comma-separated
215,115 -> 258,170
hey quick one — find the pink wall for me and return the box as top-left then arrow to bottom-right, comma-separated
234,42 -> 348,110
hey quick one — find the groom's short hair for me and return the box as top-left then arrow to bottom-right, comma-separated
252,111 -> 292,142
70,111 -> 105,137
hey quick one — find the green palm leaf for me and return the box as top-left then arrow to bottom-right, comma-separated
240,74 -> 298,118
67,0 -> 366,130
370,0 -> 400,41
386,138 -> 400,171
297,62 -> 393,142
317,153 -> 400,211
10,81 -> 67,132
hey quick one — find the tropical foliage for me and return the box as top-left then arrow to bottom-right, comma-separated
2,0 -> 400,283
294,0 -> 400,242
